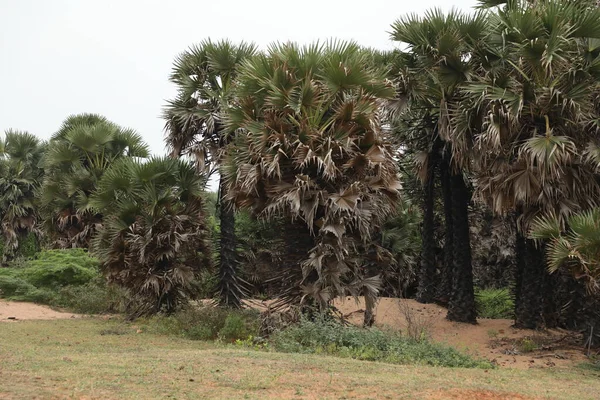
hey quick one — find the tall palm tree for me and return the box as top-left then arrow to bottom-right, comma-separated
163,39 -> 257,308
41,114 -> 149,248
0,130 -> 45,263
454,0 -> 600,328
222,41 -> 401,319
90,157 -> 212,316
391,9 -> 490,322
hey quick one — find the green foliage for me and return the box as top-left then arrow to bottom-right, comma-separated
380,199 -> 422,297
270,317 -> 492,368
18,249 -> 98,288
16,232 -> 39,259
475,288 -> 514,319
0,130 -> 45,263
142,306 -> 260,342
55,280 -> 128,314
531,208 -> 600,294
0,249 -> 126,314
518,338 -> 539,353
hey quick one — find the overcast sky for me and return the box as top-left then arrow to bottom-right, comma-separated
1,0 -> 477,156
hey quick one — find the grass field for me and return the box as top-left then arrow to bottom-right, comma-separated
1,319 -> 599,399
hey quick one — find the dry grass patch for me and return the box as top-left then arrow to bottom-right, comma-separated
0,318 -> 599,399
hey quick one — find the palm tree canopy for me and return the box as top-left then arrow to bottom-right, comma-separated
455,0 -> 600,228
222,41 -> 401,309
90,156 -> 212,315
164,39 -> 257,174
40,114 -> 149,248
0,130 -> 45,260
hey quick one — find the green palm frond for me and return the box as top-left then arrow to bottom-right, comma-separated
41,114 -> 149,248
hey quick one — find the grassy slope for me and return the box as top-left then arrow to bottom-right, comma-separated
0,319 -> 598,400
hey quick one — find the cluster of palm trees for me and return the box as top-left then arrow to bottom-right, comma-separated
391,0 -> 600,333
2,0 -> 599,337
0,116 -> 212,313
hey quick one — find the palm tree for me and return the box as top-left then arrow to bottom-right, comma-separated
222,41 -> 401,319
454,0 -> 600,328
90,157 -> 212,316
164,39 -> 257,308
41,114 -> 149,248
0,130 -> 45,263
530,208 -> 600,346
390,9 -> 490,322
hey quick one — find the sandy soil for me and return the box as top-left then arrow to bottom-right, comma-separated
0,300 -> 80,322
338,297 -> 587,369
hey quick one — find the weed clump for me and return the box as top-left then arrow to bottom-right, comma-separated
475,288 -> 514,319
142,306 -> 260,342
269,316 -> 493,368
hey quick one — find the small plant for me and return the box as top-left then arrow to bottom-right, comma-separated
475,288 -> 514,319
398,299 -> 431,341
487,329 -> 499,339
518,338 -> 539,353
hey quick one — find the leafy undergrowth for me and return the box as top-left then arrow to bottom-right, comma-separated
0,249 -> 127,314
1,319 -> 599,400
142,308 -> 491,369
268,316 -> 493,368
141,306 -> 261,342
475,288 -> 514,319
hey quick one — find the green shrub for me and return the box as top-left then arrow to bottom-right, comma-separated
17,232 -> 39,259
0,249 -> 128,314
142,306 -> 260,342
270,317 -> 492,368
475,288 -> 514,319
20,249 -> 98,288
56,280 -> 129,314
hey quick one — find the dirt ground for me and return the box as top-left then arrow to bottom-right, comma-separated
0,300 -> 80,322
1,297 -> 588,370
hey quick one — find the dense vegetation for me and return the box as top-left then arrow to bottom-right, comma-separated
2,0 -> 600,352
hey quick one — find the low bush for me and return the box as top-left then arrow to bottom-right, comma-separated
142,306 -> 260,342
0,249 -> 127,314
269,317 -> 492,368
475,288 -> 514,319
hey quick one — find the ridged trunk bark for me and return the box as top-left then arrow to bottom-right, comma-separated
275,220 -> 316,307
216,178 -> 244,308
514,231 -> 546,329
446,173 -> 477,323
416,151 -> 438,304
436,155 -> 453,304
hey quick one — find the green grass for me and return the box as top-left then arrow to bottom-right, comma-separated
1,319 -> 599,399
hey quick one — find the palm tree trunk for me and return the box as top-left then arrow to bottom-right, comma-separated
416,151 -> 438,303
446,173 -> 476,323
514,230 -> 545,329
436,155 -> 453,304
216,177 -> 244,308
274,220 -> 315,309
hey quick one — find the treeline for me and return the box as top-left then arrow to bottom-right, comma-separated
1,0 -> 599,345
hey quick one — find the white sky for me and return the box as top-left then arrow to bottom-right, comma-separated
1,0 -> 476,157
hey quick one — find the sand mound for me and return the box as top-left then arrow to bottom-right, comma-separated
334,297 -> 586,369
